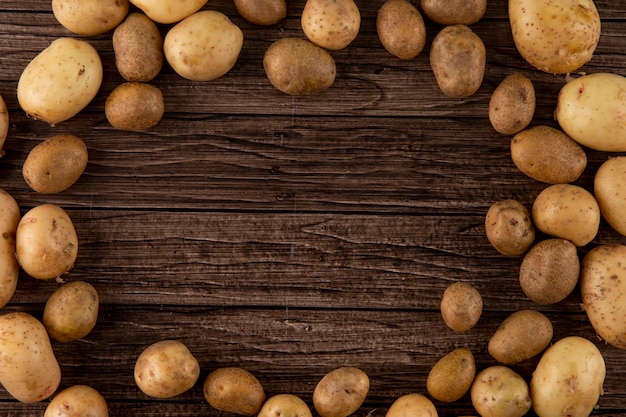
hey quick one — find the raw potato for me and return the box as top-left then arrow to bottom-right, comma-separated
313,367 -> 369,417
531,336 -> 605,417
113,12 -> 164,82
385,393 -> 438,417
301,0 -> 361,50
258,394 -> 313,417
430,25 -> 486,97
377,0 -> 426,60
581,244 -> 626,350
52,0 -> 129,36
485,199 -> 535,257
556,73 -> 626,152
15,203 -> 78,280
22,134 -> 89,194
594,156 -> 626,236
164,10 -> 243,81
488,310 -> 553,364
17,38 -> 103,125
426,347 -> 475,403
508,0 -> 601,74
488,73 -> 535,135
44,385 -> 109,417
129,0 -> 208,24
43,280 -> 99,342
0,312 -> 61,403
519,238 -> 580,305
471,366 -> 531,417
264,38 -> 336,96
203,367 -> 265,416
0,189 -> 20,308
420,0 -> 487,25
0,94 -> 8,155
234,0 -> 286,25
440,282 -> 482,332
105,82 -> 164,131
134,339 -> 200,398
511,125 -> 587,184
531,184 -> 600,247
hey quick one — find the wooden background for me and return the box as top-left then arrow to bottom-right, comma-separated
1,1 -> 625,416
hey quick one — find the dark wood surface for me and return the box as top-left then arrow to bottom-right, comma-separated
1,1 -> 625,416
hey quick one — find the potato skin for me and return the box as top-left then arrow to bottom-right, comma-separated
301,0 -> 361,50
488,310 -> 553,364
376,0 -> 426,60
485,199 -> 535,256
440,282 -> 482,332
105,82 -> 164,131
0,94 -> 8,154
426,347 -> 475,403
234,0 -> 286,25
489,74 -> 535,135
43,280 -> 99,342
113,12 -> 163,82
0,189 -> 20,308
129,0 -> 207,24
258,394 -> 312,417
471,366 -> 531,417
52,0 -> 129,36
313,367 -> 369,417
594,156 -> 626,236
385,393 -> 437,417
44,385 -> 109,417
420,0 -> 486,25
203,367 -> 265,416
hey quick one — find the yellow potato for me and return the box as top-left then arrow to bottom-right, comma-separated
313,367 -> 369,417
105,82 -> 164,131
0,312 -> 61,403
44,385 -> 109,417
0,94 -> 8,155
17,38 -> 103,125
488,73 -> 535,135
129,0 -> 208,24
52,0 -> 129,36
377,0 -> 426,60
234,0 -> 286,25
440,281 -> 482,332
0,189 -> 20,308
485,199 -> 535,257
203,367 -> 265,416
385,393 -> 437,417
594,156 -> 626,236
488,310 -> 553,364
426,347 -> 475,403
471,366 -> 531,417
113,12 -> 164,82
420,0 -> 486,25
258,394 -> 313,417
43,280 -> 99,342
301,0 -> 361,50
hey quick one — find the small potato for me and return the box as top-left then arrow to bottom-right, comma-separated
301,0 -> 361,50
204,367 -> 265,416
485,199 -> 535,257
0,94 -> 8,154
113,13 -> 163,82
129,0 -> 207,24
376,0 -> 426,60
313,367 -> 369,417
258,394 -> 312,417
134,340 -> 200,398
105,82 -> 164,131
595,156 -> 626,236
488,310 -> 553,365
430,25 -> 486,97
385,393 -> 437,417
43,280 -> 99,342
264,38 -> 336,96
426,347 -> 475,403
234,0 -> 286,25
519,238 -> 579,305
488,74 -> 535,135
22,134 -> 88,194
440,282 -> 482,332
44,385 -> 108,417
420,0 -> 486,25
471,366 -> 531,417
52,0 -> 129,36
0,189 -> 20,308
531,184 -> 600,247
15,204 -> 78,280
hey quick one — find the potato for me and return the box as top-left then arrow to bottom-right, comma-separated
105,82 -> 164,131
258,394 -> 313,417
263,38 -> 336,96
426,347 -> 475,403
0,189 -> 20,308
531,184 -> 600,247
430,25 -> 486,98
488,74 -> 535,135
509,0 -> 601,74
581,244 -> 626,350
385,393 -> 437,417
203,367 -> 265,416
44,385 -> 109,417
420,0 -> 486,25
15,203 -> 78,280
530,336 -> 605,417
488,310 -> 553,364
0,312 -> 61,403
22,134 -> 88,194
556,73 -> 626,152
519,238 -> 580,305
234,0 -> 286,25
470,366 -> 531,417
313,367 -> 369,417
164,10 -> 243,82
0,94 -> 8,155
113,12 -> 164,82
17,38 -> 103,126
52,0 -> 129,36
43,280 -> 99,342
301,0 -> 361,50
440,282 -> 482,332
485,199 -> 535,257
134,339 -> 200,398
129,0 -> 207,24
376,0 -> 426,60
511,125 -> 587,184
594,157 -> 626,236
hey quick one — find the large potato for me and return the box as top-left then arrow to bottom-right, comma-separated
44,385 -> 109,417
426,347 -> 475,403
234,0 -> 286,25
52,0 -> 129,36
377,0 -> 426,60
385,393 -> 437,417
594,156 -> 626,236
485,199 -> 535,257
488,73 -> 535,135
105,82 -> 164,131
471,366 -> 531,417
203,367 -> 265,416
0,189 -> 20,308
488,310 -> 553,364
43,280 -> 99,342
301,0 -> 360,50
129,0 -> 207,24
313,367 -> 369,417
17,38 -> 103,125
508,0 -> 601,74
440,281 -> 482,332
530,336 -> 605,417
0,94 -> 8,155
420,0 -> 486,25
258,394 -> 313,417
113,12 -> 164,82
0,312 -> 61,403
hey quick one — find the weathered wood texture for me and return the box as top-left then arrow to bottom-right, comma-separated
0,1 -> 625,416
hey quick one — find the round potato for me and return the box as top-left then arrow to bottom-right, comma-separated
129,0 -> 207,24
203,367 -> 265,416
471,366 -> 531,417
420,0 -> 486,25
595,156 -> 626,236
440,282 -> 482,332
313,367 -> 369,417
430,24 -> 486,97
376,0 -> 426,60
105,82 -> 164,131
426,347 -> 475,403
44,385 -> 108,417
52,0 -> 129,36
485,199 -> 535,257
234,0 -> 286,25
23,134 -> 88,194
488,310 -> 553,365
488,73 -> 535,135
385,393 -> 437,417
301,0 -> 361,50
264,38 -> 336,96
0,189 -> 20,309
113,12 -> 163,82
258,394 -> 312,417
0,94 -> 8,155
43,280 -> 99,342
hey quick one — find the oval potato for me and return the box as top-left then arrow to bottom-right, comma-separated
426,347 -> 475,403
489,73 -> 535,135
44,385 -> 109,417
0,189 -> 20,308
485,199 -> 535,257
129,0 -> 207,24
105,82 -> 164,131
258,394 -> 313,417
234,0 -> 286,25
594,156 -> 626,236
0,94 -> 8,155
440,282 -> 482,332
313,367 -> 369,417
385,393 -> 437,417
301,0 -> 361,50
420,0 -> 486,25
203,367 -> 265,416
488,310 -> 553,364
52,0 -> 129,36
43,280 -> 99,342
377,0 -> 426,60
471,366 -> 531,417
113,12 -> 164,82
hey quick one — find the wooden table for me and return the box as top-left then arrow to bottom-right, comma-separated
1,1 -> 625,416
